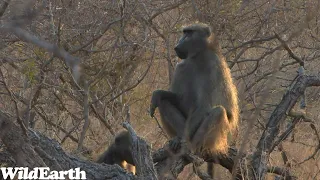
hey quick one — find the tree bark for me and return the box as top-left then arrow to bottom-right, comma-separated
251,75 -> 320,179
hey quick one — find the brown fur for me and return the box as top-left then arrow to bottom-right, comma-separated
150,23 -> 239,157
184,23 -> 239,154
150,23 -> 239,178
207,31 -> 239,133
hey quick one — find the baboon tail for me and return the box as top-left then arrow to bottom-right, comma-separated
207,162 -> 214,178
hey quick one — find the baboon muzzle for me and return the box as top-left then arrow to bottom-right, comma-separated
174,46 -> 187,59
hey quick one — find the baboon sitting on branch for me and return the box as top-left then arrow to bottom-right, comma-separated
150,23 -> 239,176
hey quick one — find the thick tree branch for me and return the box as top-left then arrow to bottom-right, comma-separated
0,112 -> 134,179
0,111 -> 46,168
252,75 -> 320,179
123,121 -> 158,179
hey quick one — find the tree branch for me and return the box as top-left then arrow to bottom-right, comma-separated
0,24 -> 80,80
123,121 -> 158,179
275,33 -> 304,66
252,75 -> 320,179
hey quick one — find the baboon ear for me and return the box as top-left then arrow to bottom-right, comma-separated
204,26 -> 211,37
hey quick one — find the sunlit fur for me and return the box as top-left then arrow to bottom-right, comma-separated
182,23 -> 239,155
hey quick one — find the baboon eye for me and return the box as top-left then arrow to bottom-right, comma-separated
183,30 -> 193,37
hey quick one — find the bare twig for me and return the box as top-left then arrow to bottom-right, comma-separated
296,124 -> 320,165
226,35 -> 277,55
0,0 -> 10,17
0,68 -> 28,136
70,18 -> 123,53
252,75 -> 320,178
148,0 -> 188,22
90,42 -> 155,106
147,108 -> 169,139
267,166 -> 297,180
0,24 -> 80,81
271,117 -> 302,152
275,33 -> 304,66
278,144 -> 290,167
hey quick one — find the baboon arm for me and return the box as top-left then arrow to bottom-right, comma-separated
150,90 -> 181,117
151,90 -> 181,105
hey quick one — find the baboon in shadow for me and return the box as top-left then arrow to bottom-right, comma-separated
96,131 -> 135,174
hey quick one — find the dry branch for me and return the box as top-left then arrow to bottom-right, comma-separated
0,112 -> 134,179
0,111 -> 46,168
123,121 -> 158,179
296,124 -> 320,165
252,75 -> 320,179
1,110 -> 299,180
152,143 -> 241,179
275,33 -> 304,66
0,24 -> 80,80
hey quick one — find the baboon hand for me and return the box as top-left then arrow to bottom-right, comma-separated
169,136 -> 182,152
150,90 -> 161,117
149,104 -> 157,117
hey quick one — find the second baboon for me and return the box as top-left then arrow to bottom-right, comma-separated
96,131 -> 135,174
150,23 -> 239,176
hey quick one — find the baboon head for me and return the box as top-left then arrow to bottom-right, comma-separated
174,23 -> 211,59
115,131 -> 131,147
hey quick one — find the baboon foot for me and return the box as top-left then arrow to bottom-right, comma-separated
169,136 -> 182,152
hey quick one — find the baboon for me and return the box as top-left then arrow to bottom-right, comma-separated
96,131 -> 135,174
150,23 -> 239,177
